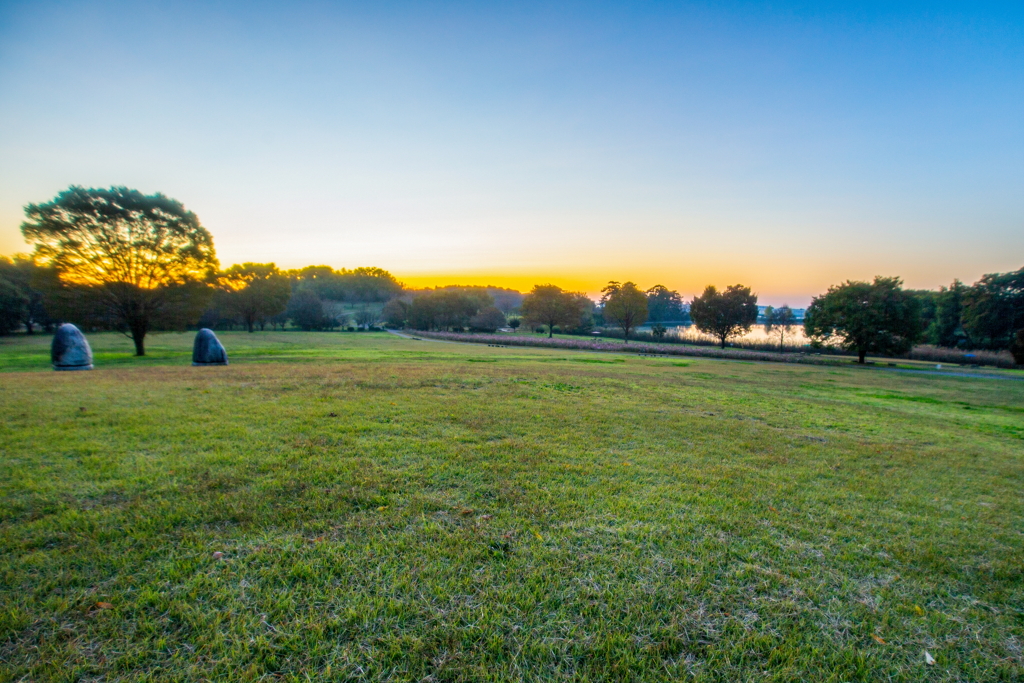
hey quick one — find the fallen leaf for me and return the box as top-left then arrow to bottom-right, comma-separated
533,530 -> 544,541
376,506 -> 388,512
871,634 -> 886,645
914,605 -> 925,616
95,602 -> 113,610
924,651 -> 935,666
768,506 -> 779,513
480,514 -> 493,520
212,551 -> 224,560
460,509 -> 474,516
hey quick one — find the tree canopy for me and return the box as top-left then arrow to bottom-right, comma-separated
601,281 -> 648,342
763,304 -> 797,351
520,284 -> 589,338
407,289 -> 493,331
0,256 -> 53,335
690,284 -> 758,348
469,306 -> 508,332
293,266 -> 403,303
804,276 -> 922,363
961,267 -> 1024,350
220,263 -> 291,333
645,285 -> 685,322
20,186 -> 217,355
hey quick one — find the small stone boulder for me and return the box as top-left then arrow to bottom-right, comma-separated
192,328 -> 228,366
51,323 -> 94,371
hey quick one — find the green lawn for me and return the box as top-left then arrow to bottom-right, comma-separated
1,332 -> 1022,681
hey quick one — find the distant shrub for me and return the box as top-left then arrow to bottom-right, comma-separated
469,306 -> 507,333
1008,331 -> 1024,365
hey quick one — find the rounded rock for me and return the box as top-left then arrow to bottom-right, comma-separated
51,323 -> 94,371
192,328 -> 228,366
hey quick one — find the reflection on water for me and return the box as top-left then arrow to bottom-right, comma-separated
663,324 -> 810,346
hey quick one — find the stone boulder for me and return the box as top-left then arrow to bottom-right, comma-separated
192,328 -> 228,366
51,323 -> 94,371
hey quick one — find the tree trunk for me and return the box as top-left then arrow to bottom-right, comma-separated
720,335 -> 727,349
247,318 -> 255,333
548,322 -> 553,338
129,315 -> 148,356
25,321 -> 34,335
858,349 -> 866,364
132,330 -> 146,356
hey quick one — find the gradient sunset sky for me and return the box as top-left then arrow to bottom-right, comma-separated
1,1 -> 1021,304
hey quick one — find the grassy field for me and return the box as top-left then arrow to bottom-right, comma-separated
1,331 -> 1022,681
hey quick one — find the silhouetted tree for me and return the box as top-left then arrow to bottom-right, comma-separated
355,307 -> 377,329
287,289 -> 332,330
0,272 -> 28,334
961,267 -> 1024,350
645,285 -> 684,322
491,289 -> 524,316
221,263 -> 291,332
763,304 -> 797,351
690,284 -> 758,348
804,276 -> 922,363
521,284 -> 589,338
382,299 -> 409,328
407,289 -> 491,331
601,281 -> 648,342
20,186 -> 217,355
1011,329 -> 1024,366
292,265 -> 402,302
930,280 -> 967,347
0,256 -> 53,334
469,306 -> 507,332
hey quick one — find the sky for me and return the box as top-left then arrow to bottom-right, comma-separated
0,1 -> 1021,305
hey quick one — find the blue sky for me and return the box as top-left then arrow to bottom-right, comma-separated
0,1 -> 1021,302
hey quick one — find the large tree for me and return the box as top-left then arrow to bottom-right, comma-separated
21,186 -> 217,355
930,279 -> 967,348
0,255 -> 53,334
804,276 -> 922,363
645,285 -> 685,322
220,263 -> 291,333
690,284 -> 758,348
520,284 -> 588,338
286,289 -> 332,330
0,271 -> 29,335
407,289 -> 492,331
292,265 -> 403,303
601,281 -> 648,342
382,298 -> 410,328
763,304 -> 797,352
469,306 -> 508,332
961,267 -> 1024,350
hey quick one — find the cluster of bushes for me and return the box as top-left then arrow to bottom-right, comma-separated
0,256 -> 54,335
195,265 -> 399,332
382,289 -> 509,332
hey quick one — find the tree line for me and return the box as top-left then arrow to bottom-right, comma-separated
2,186 -> 1022,365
